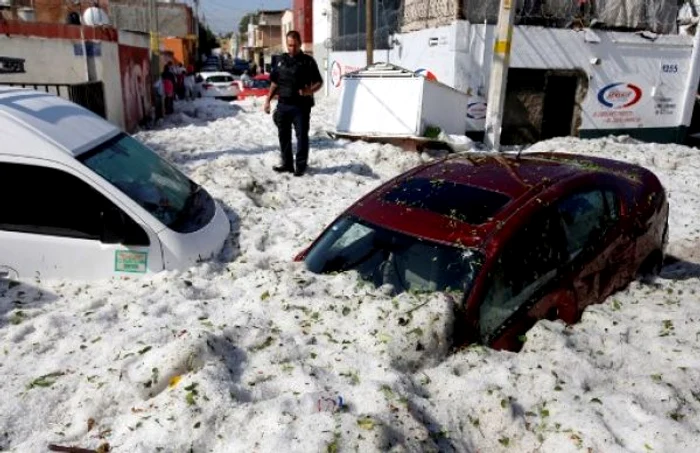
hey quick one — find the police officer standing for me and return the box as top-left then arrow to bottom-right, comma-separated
264,30 -> 323,177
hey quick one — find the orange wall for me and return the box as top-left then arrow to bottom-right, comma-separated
161,37 -> 194,66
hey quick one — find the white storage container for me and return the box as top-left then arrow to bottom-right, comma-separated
335,63 -> 469,137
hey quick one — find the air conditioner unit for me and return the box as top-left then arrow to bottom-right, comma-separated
0,0 -> 13,9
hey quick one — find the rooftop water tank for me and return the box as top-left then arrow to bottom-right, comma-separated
82,6 -> 110,26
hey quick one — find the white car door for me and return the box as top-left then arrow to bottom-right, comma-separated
0,160 -> 164,280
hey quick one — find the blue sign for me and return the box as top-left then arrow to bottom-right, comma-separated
73,42 -> 102,57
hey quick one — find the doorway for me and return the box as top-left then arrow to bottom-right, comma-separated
502,69 -> 587,146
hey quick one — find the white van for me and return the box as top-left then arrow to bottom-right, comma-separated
0,87 -> 230,280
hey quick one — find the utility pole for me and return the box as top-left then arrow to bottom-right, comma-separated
193,0 -> 200,65
148,0 -> 160,83
484,0 -> 517,151
366,0 -> 373,66
148,0 -> 161,117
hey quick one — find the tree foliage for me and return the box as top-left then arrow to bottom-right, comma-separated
238,12 -> 257,35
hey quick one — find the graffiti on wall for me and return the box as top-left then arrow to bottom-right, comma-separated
119,44 -> 151,132
0,57 -> 26,74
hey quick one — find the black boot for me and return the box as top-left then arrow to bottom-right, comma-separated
293,165 -> 306,177
273,164 -> 294,173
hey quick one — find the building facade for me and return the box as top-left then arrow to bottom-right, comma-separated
293,0 -> 313,52
315,0 -> 698,145
244,10 -> 287,72
0,0 -> 109,24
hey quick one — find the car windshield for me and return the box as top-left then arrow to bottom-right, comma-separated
78,133 -> 215,233
305,215 -> 484,296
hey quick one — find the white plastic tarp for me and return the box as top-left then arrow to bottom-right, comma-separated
646,0 -> 680,33
596,0 -> 645,29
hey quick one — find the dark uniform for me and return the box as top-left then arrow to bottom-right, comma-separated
270,51 -> 323,175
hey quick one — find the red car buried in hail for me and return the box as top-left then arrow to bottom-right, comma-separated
237,74 -> 271,100
297,152 -> 669,352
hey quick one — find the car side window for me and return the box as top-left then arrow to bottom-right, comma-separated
556,190 -> 614,260
479,210 -> 566,341
0,163 -> 149,246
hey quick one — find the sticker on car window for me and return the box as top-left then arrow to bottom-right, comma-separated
115,250 -> 148,273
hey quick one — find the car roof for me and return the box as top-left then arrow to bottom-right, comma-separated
348,151 -> 649,249
0,86 -> 119,158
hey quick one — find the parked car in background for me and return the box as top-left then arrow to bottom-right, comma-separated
0,87 -> 230,280
201,55 -> 222,72
195,71 -> 240,100
236,74 -> 271,100
230,58 -> 250,76
200,64 -> 220,73
297,152 -> 669,352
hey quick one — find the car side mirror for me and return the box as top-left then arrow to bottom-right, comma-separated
100,207 -> 126,244
293,247 -> 309,262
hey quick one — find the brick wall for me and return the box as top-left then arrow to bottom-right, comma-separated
6,0 -> 109,25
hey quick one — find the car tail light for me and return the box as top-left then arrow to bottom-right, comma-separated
203,83 -> 212,89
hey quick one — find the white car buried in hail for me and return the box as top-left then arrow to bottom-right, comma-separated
195,71 -> 240,100
0,86 -> 231,280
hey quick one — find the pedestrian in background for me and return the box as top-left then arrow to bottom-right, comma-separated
152,76 -> 164,120
184,65 -> 196,101
175,63 -> 186,100
264,30 -> 323,177
162,63 -> 175,114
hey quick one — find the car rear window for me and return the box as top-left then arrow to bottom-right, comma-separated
383,178 -> 511,224
207,75 -> 233,83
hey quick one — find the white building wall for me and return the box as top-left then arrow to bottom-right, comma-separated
312,0 -> 331,88
327,20 -> 696,134
94,41 -> 125,130
0,34 -> 128,130
312,0 -> 330,48
282,10 -> 295,51
393,25 -> 456,86
0,35 -> 90,84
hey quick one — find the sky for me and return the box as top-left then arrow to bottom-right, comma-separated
196,0 -> 293,34
1,93 -> 700,451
